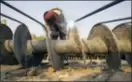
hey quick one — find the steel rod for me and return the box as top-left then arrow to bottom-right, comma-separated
75,0 -> 125,22
0,13 -> 23,24
0,1 -> 46,30
97,17 -> 132,24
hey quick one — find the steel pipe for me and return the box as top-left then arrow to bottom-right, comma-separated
4,37 -> 131,55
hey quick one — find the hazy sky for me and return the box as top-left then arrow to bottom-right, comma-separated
1,1 -> 131,38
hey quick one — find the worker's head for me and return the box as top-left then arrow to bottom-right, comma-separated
43,8 -> 62,23
43,10 -> 57,23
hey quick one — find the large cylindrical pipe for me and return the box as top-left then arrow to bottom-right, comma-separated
27,40 -> 47,54
4,38 -> 131,55
4,39 -> 108,55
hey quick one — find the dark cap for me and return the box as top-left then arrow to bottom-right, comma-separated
43,10 -> 57,22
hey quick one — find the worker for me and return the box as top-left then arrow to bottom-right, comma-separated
43,8 -> 68,66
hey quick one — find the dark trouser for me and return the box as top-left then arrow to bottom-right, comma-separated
50,31 -> 68,64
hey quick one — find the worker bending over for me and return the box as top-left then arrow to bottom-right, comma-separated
43,8 -> 68,67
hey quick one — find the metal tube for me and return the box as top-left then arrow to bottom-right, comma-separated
28,40 -> 47,53
75,0 -> 125,22
4,37 -> 131,55
28,39 -> 108,54
53,40 -> 81,54
97,17 -> 132,24
0,12 -> 23,24
4,40 -> 47,54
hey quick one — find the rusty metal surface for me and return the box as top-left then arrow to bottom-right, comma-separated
112,22 -> 131,40
117,40 -> 131,53
112,22 -> 132,66
88,24 -> 121,70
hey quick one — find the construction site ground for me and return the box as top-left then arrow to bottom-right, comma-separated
0,59 -> 131,81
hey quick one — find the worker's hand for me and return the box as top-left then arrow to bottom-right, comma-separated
50,31 -> 59,38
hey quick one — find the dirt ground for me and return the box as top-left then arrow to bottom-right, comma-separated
0,60 -> 131,81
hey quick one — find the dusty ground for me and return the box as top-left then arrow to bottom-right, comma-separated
0,60 -> 131,81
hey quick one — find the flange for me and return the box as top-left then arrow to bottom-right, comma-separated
0,24 -> 18,65
112,22 -> 132,66
13,24 -> 45,68
88,24 -> 121,70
